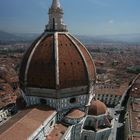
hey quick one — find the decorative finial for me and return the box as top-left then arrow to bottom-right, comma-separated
45,0 -> 67,32
51,0 -> 61,9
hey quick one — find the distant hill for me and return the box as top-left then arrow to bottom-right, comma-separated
76,33 -> 140,44
0,31 -> 39,44
0,30 -> 21,42
98,33 -> 140,43
15,33 -> 40,41
76,35 -> 114,44
0,30 -> 140,44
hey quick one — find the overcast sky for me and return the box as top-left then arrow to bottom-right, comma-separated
0,0 -> 140,36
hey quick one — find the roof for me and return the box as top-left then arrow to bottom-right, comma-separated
65,109 -> 85,119
132,100 -> 140,112
129,110 -> 140,133
19,33 -> 96,98
0,66 -> 18,83
95,83 -> 127,96
130,83 -> 140,98
130,136 -> 140,140
7,76 -> 19,83
88,100 -> 107,116
129,74 -> 140,98
0,78 -> 5,83
0,106 -> 56,140
126,74 -> 140,138
128,100 -> 140,134
46,124 -> 68,140
0,83 -> 16,109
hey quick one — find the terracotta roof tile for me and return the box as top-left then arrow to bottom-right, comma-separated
129,109 -> 140,133
46,124 -> 68,140
88,100 -> 107,116
0,106 -> 56,140
65,109 -> 85,119
127,74 -> 140,137
69,35 -> 96,81
58,34 -> 88,88
95,83 -> 127,96
0,83 -> 16,108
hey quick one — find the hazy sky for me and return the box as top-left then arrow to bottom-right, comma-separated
0,0 -> 140,36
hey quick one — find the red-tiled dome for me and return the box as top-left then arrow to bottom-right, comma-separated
19,0 -> 96,99
88,100 -> 107,116
65,109 -> 86,119
19,33 -> 96,98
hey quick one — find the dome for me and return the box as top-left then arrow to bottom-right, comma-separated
19,33 -> 96,98
65,109 -> 86,119
88,100 -> 107,116
19,0 -> 96,99
64,109 -> 86,125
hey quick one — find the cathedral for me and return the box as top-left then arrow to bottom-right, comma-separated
0,0 -> 114,140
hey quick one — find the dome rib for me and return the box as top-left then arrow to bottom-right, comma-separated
54,32 -> 59,89
19,33 -> 45,87
69,34 -> 96,81
58,33 -> 88,89
25,33 -> 49,86
65,34 -> 90,83
27,33 -> 56,89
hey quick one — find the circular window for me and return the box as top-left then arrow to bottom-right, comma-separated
70,98 -> 76,104
50,121 -> 53,127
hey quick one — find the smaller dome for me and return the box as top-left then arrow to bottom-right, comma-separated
66,109 -> 85,119
88,100 -> 107,116
64,109 -> 85,125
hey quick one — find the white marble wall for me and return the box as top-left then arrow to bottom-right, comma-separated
28,112 -> 57,140
0,109 -> 9,122
25,94 -> 88,111
95,94 -> 121,106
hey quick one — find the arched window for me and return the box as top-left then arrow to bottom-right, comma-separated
70,98 -> 76,104
50,120 -> 54,127
40,99 -> 46,105
84,135 -> 88,140
88,120 -> 92,126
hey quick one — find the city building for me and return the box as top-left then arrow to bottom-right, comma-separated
95,82 -> 127,107
124,74 -> 140,140
0,65 -> 19,123
82,100 -> 114,140
0,0 -> 114,140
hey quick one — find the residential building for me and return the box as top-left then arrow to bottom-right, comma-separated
95,83 -> 127,107
124,74 -> 140,140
